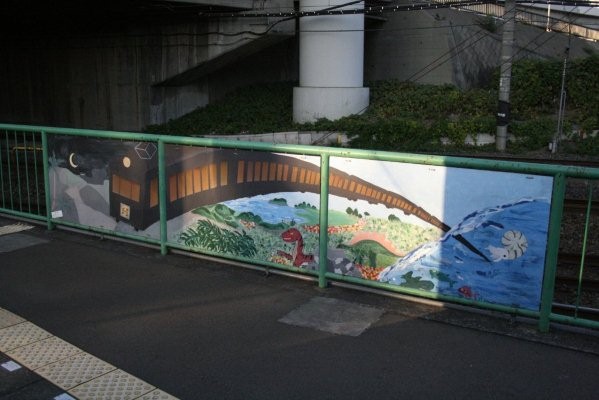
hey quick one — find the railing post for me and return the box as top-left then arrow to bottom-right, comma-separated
41,131 -> 55,230
32,132 -> 41,216
318,154 -> 330,288
158,139 -> 168,255
0,130 -> 5,210
539,173 -> 566,332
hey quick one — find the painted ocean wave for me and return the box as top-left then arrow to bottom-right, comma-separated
378,198 -> 551,311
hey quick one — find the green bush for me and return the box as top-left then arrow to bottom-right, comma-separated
509,117 -> 556,152
366,81 -> 461,119
347,118 -> 435,152
509,59 -> 562,117
566,55 -> 599,121
568,136 -> 599,155
144,56 -> 599,155
147,82 -> 295,135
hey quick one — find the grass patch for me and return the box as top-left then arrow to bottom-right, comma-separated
146,56 -> 599,156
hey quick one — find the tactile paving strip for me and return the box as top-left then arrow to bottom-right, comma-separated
69,369 -> 155,400
0,321 -> 52,352
0,307 -> 25,329
7,336 -> 82,370
138,389 -> 180,400
36,351 -> 116,390
0,311 -> 178,398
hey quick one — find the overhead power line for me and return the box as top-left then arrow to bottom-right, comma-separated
196,0 -> 599,19
501,3 -> 595,67
404,1 -> 596,84
1,23 -> 517,51
3,1 -> 597,52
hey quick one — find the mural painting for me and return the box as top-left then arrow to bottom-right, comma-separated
48,137 -> 553,311
325,157 -> 553,311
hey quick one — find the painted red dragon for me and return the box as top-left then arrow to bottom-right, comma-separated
277,228 -> 314,267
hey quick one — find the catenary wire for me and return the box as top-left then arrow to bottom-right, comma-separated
405,2 -> 595,82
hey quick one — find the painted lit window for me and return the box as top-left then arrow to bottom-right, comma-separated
150,179 -> 158,207
220,161 -> 228,186
112,175 -> 140,202
237,160 -> 245,184
166,163 -> 221,203
209,164 -> 218,189
193,168 -> 201,193
169,175 -> 177,202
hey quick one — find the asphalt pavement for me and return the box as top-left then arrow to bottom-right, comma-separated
1,215 -> 599,400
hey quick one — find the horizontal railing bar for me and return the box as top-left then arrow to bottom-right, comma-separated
0,209 -> 46,222
166,242 -> 319,278
52,219 -> 162,245
324,272 -> 541,319
2,123 -> 599,179
169,248 -> 319,283
550,313 -> 599,330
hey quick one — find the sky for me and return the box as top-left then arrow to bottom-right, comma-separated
327,157 -> 553,227
276,153 -> 553,228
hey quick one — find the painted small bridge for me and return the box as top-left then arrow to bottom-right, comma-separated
128,147 -> 452,231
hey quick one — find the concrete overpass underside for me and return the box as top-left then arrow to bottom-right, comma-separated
1,0 -> 598,131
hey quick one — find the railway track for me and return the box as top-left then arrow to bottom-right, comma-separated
554,275 -> 599,292
554,250 -> 599,321
558,253 -> 599,267
564,198 -> 599,214
552,303 -> 599,320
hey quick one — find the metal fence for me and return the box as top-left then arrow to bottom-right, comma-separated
1,123 -> 598,333
433,0 -> 599,41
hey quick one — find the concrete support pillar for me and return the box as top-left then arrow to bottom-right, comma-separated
293,0 -> 369,123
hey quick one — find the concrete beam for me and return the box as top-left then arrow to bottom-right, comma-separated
154,33 -> 293,87
167,0 -> 253,8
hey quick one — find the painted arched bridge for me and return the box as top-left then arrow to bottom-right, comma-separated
110,147 -> 451,234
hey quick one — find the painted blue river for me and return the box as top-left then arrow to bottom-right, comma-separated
223,195 -> 310,225
379,198 -> 551,311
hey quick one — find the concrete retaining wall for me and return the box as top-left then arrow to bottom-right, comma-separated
202,131 -> 349,146
0,19 -> 297,132
1,8 -> 598,131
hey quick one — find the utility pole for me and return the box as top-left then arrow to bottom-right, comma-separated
496,0 -> 516,151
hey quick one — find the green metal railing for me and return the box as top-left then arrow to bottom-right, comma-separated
0,128 -> 46,223
1,123 -> 598,332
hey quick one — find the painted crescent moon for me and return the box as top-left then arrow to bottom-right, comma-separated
68,153 -> 78,168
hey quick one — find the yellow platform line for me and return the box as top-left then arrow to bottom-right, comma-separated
0,307 -> 178,400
